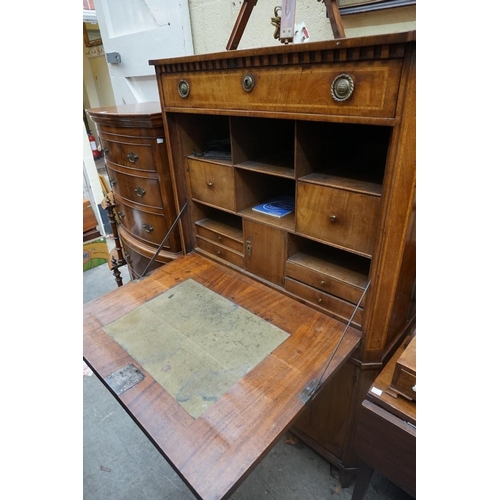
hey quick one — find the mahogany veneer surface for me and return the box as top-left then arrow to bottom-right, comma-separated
83,252 -> 361,500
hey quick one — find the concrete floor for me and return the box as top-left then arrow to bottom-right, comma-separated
83,254 -> 414,500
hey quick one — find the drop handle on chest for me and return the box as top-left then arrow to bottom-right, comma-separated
127,152 -> 139,163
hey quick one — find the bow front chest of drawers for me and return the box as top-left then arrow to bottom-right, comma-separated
86,102 -> 182,278
149,31 -> 416,486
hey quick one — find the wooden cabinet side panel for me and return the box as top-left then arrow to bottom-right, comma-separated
361,45 -> 416,363
293,363 -> 379,470
164,113 -> 196,253
293,360 -> 357,460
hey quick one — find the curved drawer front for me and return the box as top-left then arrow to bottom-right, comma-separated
161,60 -> 402,119
101,138 -> 156,172
115,199 -> 172,249
121,238 -> 164,279
296,182 -> 381,258
107,166 -> 163,209
188,158 -> 235,211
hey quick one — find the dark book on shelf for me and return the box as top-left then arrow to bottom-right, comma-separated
252,196 -> 295,218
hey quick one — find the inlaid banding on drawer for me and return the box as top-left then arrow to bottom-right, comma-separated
107,166 -> 163,209
285,277 -> 363,327
160,60 -> 402,118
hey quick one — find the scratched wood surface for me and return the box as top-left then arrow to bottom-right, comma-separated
83,252 -> 361,500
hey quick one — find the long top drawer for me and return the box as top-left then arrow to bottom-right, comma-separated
151,32 -> 415,121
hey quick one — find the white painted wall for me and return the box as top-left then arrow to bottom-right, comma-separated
188,1 -> 416,54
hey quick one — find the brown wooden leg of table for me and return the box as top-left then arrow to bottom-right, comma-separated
351,461 -> 373,500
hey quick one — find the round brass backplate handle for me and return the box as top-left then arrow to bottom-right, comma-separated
242,74 -> 255,92
178,79 -> 190,98
331,74 -> 354,102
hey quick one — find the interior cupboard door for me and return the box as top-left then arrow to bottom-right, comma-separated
244,220 -> 287,286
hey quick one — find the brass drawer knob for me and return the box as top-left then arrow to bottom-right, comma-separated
134,187 -> 146,197
320,280 -> 325,286
142,223 -> 154,233
331,74 -> 354,102
178,79 -> 190,98
127,152 -> 139,163
329,215 -> 337,222
242,74 -> 255,92
206,182 -> 213,187
317,298 -> 322,304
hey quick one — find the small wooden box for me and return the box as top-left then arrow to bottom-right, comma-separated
389,336 -> 416,401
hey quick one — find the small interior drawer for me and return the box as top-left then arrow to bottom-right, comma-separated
101,138 -> 156,172
196,236 -> 245,268
285,277 -> 363,327
107,166 -> 163,209
188,158 -> 236,211
286,255 -> 367,307
195,219 -> 243,253
296,182 -> 381,257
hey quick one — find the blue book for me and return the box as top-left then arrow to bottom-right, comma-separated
252,196 -> 295,218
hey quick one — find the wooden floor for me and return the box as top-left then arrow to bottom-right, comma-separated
83,252 -> 361,500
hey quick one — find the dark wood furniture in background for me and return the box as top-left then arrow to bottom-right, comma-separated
86,102 -> 182,279
149,30 -> 416,486
351,338 -> 416,499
